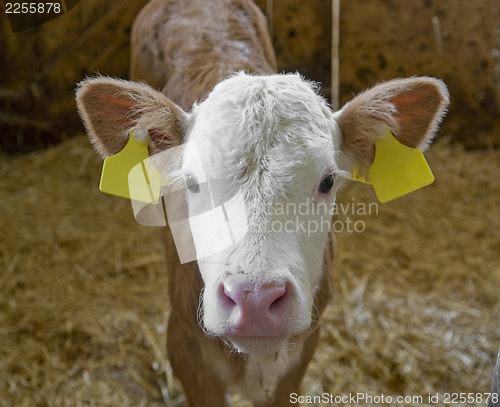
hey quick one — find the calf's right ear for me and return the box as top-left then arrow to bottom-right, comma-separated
335,77 -> 450,176
76,76 -> 187,158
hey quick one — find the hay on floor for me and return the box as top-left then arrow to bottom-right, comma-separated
0,134 -> 499,406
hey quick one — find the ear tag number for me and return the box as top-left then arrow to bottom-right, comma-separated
352,130 -> 435,203
99,129 -> 162,204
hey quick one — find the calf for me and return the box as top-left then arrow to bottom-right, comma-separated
76,0 -> 449,405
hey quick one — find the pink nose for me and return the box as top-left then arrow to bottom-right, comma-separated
218,277 -> 291,337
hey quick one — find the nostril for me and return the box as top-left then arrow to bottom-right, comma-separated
271,291 -> 285,305
219,283 -> 237,313
223,287 -> 237,305
269,286 -> 287,312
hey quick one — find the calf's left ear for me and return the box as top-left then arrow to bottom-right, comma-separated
335,77 -> 449,175
76,76 -> 187,159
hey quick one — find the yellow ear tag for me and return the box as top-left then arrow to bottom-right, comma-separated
351,166 -> 371,184
99,130 -> 161,204
367,130 -> 434,203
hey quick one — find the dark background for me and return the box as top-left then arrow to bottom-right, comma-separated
1,0 -> 499,153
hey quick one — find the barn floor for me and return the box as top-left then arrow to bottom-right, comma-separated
1,134 -> 499,406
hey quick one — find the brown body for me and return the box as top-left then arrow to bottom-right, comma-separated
130,0 -> 277,110
130,0 -> 332,405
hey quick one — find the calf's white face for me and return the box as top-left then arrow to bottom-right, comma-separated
76,72 -> 449,356
178,74 -> 344,354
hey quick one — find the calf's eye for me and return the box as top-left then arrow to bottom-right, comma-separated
318,174 -> 335,194
186,174 -> 200,193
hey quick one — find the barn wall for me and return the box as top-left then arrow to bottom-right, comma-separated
338,0 -> 500,149
0,0 -> 150,153
254,0 -> 332,88
1,0 -> 499,152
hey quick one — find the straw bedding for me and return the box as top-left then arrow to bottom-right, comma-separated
1,134 -> 499,406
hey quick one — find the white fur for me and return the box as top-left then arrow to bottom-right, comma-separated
172,72 -> 347,355
234,342 -> 305,403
